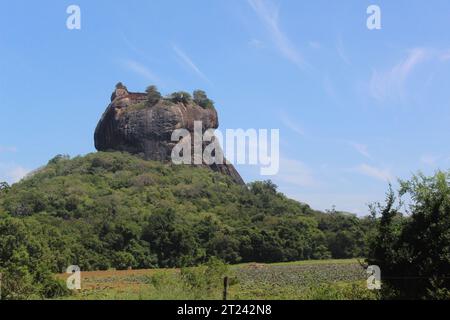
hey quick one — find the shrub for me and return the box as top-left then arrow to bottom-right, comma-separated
145,85 -> 161,107
193,90 -> 215,109
169,91 -> 192,104
48,154 -> 70,165
39,274 -> 71,299
113,251 -> 137,270
115,82 -> 126,90
0,182 -> 10,193
180,257 -> 229,299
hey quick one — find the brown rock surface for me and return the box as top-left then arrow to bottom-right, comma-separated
94,85 -> 245,185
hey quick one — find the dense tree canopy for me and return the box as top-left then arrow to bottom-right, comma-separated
0,152 -> 372,270
0,151 -> 375,298
367,171 -> 450,299
1,152 -> 447,299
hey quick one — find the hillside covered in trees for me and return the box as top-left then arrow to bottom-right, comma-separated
1,152 -> 449,300
0,152 -> 373,273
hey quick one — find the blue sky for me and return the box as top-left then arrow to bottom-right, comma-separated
1,0 -> 449,215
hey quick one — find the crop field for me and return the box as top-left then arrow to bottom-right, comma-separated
58,259 -> 378,300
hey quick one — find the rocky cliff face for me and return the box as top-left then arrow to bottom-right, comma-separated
94,84 -> 245,185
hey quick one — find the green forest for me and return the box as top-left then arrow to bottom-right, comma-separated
0,151 -> 449,300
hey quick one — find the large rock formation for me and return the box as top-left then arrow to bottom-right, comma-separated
94,84 -> 244,185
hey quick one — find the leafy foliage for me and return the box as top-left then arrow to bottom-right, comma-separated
367,171 -> 450,299
115,82 -> 126,90
0,217 -> 70,299
145,85 -> 162,107
0,182 -> 10,193
168,91 -> 192,104
193,90 -> 215,110
131,87 -> 215,109
0,152 -> 373,298
318,209 -> 373,259
180,257 -> 229,299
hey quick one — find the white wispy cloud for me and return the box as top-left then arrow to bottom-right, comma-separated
439,49 -> 450,61
280,112 -> 304,136
323,75 -> 338,100
275,157 -> 319,188
248,0 -> 306,69
287,192 -> 377,216
369,48 -> 430,101
348,142 -> 371,159
0,146 -> 17,153
353,164 -> 394,182
122,59 -> 160,83
368,47 -> 450,101
0,163 -> 30,184
172,45 -> 211,84
248,38 -> 265,48
336,35 -> 351,65
420,154 -> 439,166
121,33 -> 152,62
309,41 -> 321,49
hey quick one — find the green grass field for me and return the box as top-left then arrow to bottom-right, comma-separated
58,259 -> 379,300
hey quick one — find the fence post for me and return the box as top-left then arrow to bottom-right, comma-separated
223,276 -> 228,300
